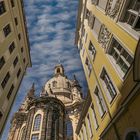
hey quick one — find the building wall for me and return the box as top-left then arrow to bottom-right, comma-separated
75,0 -> 140,139
0,0 -> 31,136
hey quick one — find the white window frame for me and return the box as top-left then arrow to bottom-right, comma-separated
94,86 -> 106,117
100,67 -> 117,103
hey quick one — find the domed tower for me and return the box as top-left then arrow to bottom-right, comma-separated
8,64 -> 84,140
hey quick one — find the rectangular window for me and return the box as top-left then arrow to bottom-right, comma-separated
85,57 -> 92,76
0,1 -> 6,15
108,38 -> 133,77
17,68 -> 21,78
14,17 -> 18,25
91,104 -> 99,129
88,41 -> 96,61
7,84 -> 14,100
31,134 -> 39,140
0,56 -> 5,70
21,47 -> 24,53
3,24 -> 11,37
94,86 -> 106,116
98,0 -> 108,10
122,0 -> 140,30
1,72 -> 10,89
100,68 -> 117,102
23,58 -> 26,63
93,18 -> 102,38
18,33 -> 21,40
87,115 -> 93,138
91,0 -> 98,5
9,42 -> 15,54
10,0 -> 15,7
13,56 -> 18,67
0,111 -> 3,122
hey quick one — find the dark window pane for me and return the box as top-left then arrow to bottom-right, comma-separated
0,1 -> 6,15
18,33 -> 21,40
9,42 -> 15,54
7,84 -> 14,100
0,56 -> 5,70
14,17 -> 18,25
13,56 -> 18,67
17,68 -> 21,78
11,0 -> 15,7
3,24 -> 11,37
1,72 -> 10,89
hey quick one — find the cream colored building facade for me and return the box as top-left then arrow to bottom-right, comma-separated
0,0 -> 31,136
75,0 -> 140,140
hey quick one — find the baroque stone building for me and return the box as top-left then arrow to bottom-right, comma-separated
8,64 -> 84,140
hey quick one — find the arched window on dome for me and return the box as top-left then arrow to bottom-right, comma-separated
33,114 -> 41,131
57,68 -> 60,73
66,121 -> 73,137
20,126 -> 26,140
66,82 -> 70,89
125,131 -> 140,140
52,81 -> 57,87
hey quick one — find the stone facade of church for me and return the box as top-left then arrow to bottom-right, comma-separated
7,64 -> 84,140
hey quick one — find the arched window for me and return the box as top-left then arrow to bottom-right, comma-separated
52,81 -> 57,87
57,68 -> 60,73
33,114 -> 41,131
66,121 -> 73,137
20,126 -> 26,140
126,131 -> 140,140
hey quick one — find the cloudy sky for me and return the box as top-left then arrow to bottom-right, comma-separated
2,0 -> 88,139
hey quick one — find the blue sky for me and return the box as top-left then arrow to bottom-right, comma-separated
1,0 -> 88,139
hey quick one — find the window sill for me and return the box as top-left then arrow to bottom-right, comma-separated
117,22 -> 140,40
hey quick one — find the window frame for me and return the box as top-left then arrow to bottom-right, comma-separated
100,67 -> 117,103
3,24 -> 11,37
33,114 -> 42,131
88,41 -> 96,61
0,1 -> 6,15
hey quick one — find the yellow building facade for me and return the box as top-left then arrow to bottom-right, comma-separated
0,0 -> 31,136
75,0 -> 140,139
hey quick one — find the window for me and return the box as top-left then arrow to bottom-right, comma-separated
21,47 -> 23,53
87,115 -> 93,138
0,111 -> 3,122
23,58 -> 26,63
85,57 -> 92,76
92,18 -> 102,38
52,81 -> 57,87
108,38 -> 133,77
31,134 -> 39,140
0,1 -> 6,15
3,24 -> 11,37
7,84 -> 14,100
14,17 -> 18,25
100,68 -> 117,102
88,41 -> 96,61
66,121 -> 73,137
91,0 -> 98,5
91,104 -> 99,129
18,33 -> 21,40
1,72 -> 10,89
94,86 -> 106,116
66,81 -> 70,88
125,131 -> 140,140
122,0 -> 140,30
13,56 -> 18,67
9,42 -> 15,54
0,56 -> 5,70
21,127 -> 26,140
85,8 -> 90,20
10,0 -> 15,7
33,114 -> 41,131
17,68 -> 21,78
57,68 -> 60,73
98,0 -> 108,10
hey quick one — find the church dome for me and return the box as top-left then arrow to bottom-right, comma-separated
44,64 -> 73,105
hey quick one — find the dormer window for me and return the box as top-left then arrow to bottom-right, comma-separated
57,68 -> 60,73
52,81 -> 57,87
